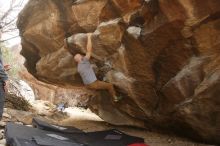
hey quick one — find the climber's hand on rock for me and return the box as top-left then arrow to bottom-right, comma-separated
87,33 -> 92,38
4,64 -> 11,71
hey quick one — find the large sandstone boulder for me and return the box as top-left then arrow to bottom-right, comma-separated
17,0 -> 220,144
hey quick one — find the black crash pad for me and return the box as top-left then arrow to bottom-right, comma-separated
5,122 -> 84,146
5,120 -> 145,146
32,118 -> 144,146
32,118 -> 83,134
86,129 -> 144,146
11,137 -> 38,146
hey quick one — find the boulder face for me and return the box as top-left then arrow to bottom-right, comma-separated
19,71 -> 93,107
17,0 -> 220,144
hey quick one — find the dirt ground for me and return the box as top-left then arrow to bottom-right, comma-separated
59,107 -> 216,146
0,99 -> 216,146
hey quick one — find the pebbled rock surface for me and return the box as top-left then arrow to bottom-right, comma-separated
17,0 -> 220,144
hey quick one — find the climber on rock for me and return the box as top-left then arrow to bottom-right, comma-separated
64,33 -> 121,102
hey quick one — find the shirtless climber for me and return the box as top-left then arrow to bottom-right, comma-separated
64,33 -> 121,102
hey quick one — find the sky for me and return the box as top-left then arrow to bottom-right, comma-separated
0,0 -> 28,46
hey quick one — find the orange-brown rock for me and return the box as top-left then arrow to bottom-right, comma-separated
19,71 -> 92,107
17,0 -> 220,144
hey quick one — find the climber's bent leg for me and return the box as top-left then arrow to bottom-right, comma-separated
87,80 -> 116,98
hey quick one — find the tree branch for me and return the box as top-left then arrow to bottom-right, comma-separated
0,35 -> 20,43
0,0 -> 26,36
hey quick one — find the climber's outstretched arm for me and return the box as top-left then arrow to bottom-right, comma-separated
85,33 -> 92,60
